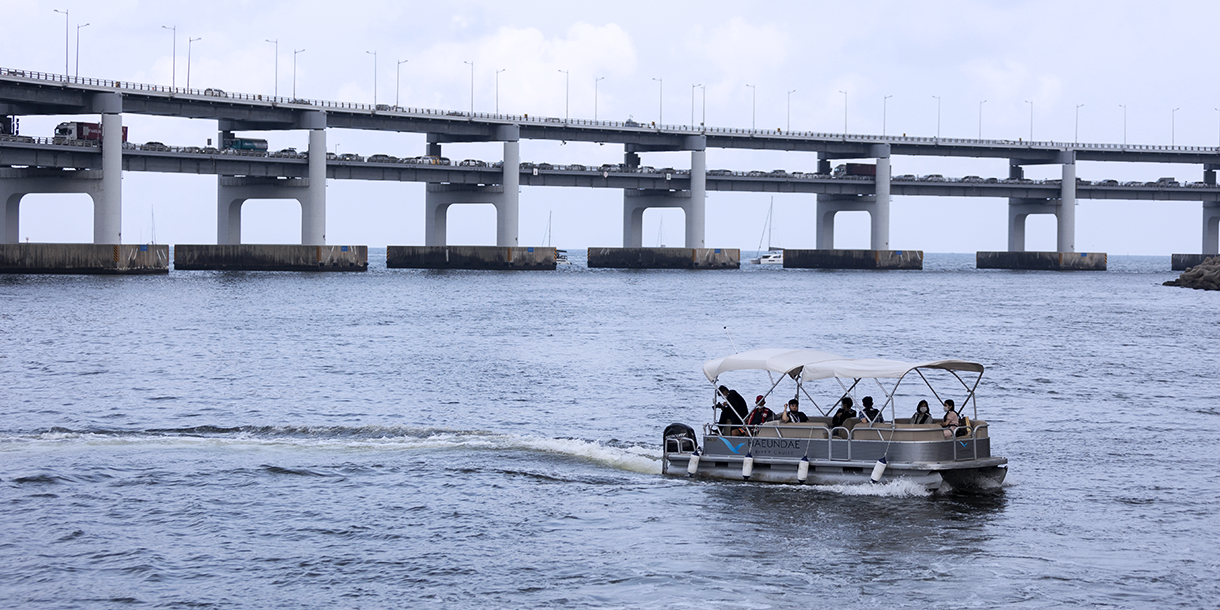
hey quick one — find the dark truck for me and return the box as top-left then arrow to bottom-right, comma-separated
832,162 -> 876,177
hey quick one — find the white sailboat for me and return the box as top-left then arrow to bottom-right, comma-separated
749,198 -> 783,264
543,211 -> 570,264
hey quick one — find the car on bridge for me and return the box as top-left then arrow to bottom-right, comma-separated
339,153 -> 364,162
920,174 -> 945,181
459,159 -> 488,167
894,174 -> 917,181
368,154 -> 399,163
142,141 -> 167,151
204,88 -> 226,97
1095,179 -> 1119,186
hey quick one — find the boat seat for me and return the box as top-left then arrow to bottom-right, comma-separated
751,422 -> 830,439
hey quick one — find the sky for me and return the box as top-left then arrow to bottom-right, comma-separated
2,0 -> 1217,254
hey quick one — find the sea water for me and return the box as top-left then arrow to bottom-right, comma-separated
1,252 -> 1217,608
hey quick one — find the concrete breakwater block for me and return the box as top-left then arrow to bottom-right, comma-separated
0,243 -> 169,274
783,249 -> 923,270
387,246 -> 556,270
587,247 -> 739,269
174,245 -> 368,271
1172,254 -> 1213,271
1164,256 -> 1220,290
977,251 -> 1107,271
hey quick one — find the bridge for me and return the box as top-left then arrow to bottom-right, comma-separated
2,66 -> 1219,271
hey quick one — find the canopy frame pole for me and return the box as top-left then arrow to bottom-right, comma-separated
797,376 -> 825,416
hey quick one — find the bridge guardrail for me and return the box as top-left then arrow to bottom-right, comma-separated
4,67 -> 1219,155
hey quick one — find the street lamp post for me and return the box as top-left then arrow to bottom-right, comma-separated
1172,107 -> 1180,146
558,69 -> 569,122
932,95 -> 941,139
463,60 -> 474,113
187,37 -> 201,90
1119,104 -> 1127,145
1075,104 -> 1084,144
701,84 -> 706,127
883,94 -> 892,136
1215,108 -> 1220,148
839,90 -> 848,135
746,84 -> 755,130
787,89 -> 796,132
53,9 -> 68,76
1025,100 -> 1034,141
162,25 -> 177,88
293,49 -> 305,99
495,68 -> 505,114
266,39 -> 278,98
653,78 -> 663,125
594,77 -> 605,121
978,99 -> 987,139
75,23 -> 90,77
396,59 -> 409,108
367,51 -> 377,106
692,83 -> 701,127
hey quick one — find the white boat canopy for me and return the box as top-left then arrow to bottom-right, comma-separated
703,349 -> 983,382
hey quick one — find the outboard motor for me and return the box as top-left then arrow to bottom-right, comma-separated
662,423 -> 698,454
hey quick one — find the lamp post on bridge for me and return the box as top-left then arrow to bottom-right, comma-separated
367,51 -> 377,107
1172,107 -> 1180,146
978,99 -> 986,139
266,39 -> 278,98
1214,108 -> 1219,148
883,95 -> 892,136
1025,100 -> 1033,141
558,69 -> 569,123
1119,104 -> 1127,146
594,76 -> 604,121
653,77 -> 663,125
397,59 -> 409,108
932,95 -> 941,139
162,25 -> 177,88
746,84 -> 755,131
1075,104 -> 1084,144
292,48 -> 304,99
463,60 -> 474,114
839,90 -> 847,135
692,83 -> 701,128
787,89 -> 796,132
495,68 -> 505,114
53,9 -> 68,76
187,37 -> 201,90
75,23 -> 90,78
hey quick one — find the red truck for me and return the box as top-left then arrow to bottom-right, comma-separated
54,121 -> 129,142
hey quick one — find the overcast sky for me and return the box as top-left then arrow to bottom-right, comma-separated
3,0 -> 1217,254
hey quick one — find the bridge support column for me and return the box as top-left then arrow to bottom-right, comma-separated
424,127 -> 520,247
620,136 -> 705,248
815,194 -> 878,249
302,123 -> 327,245
871,144 -> 891,250
0,169 -> 106,244
1058,153 -> 1076,253
1204,203 -> 1220,255
96,111 -> 123,244
216,177 -> 310,244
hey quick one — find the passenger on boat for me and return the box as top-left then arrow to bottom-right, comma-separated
830,397 -> 857,428
860,396 -> 884,424
780,398 -> 808,423
744,395 -> 775,427
941,399 -> 960,438
716,385 -> 749,435
911,400 -> 932,424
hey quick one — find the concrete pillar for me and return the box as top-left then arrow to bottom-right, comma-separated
2,191 -> 20,244
1204,204 -> 1220,255
497,139 -> 520,247
96,112 -> 122,244
1058,155 -> 1076,252
816,206 -> 836,249
686,148 -> 706,248
302,127 -> 327,245
1009,161 -> 1024,180
424,197 -> 450,246
217,195 -> 244,245
623,200 -> 645,247
1007,199 -> 1029,252
871,145 -> 891,250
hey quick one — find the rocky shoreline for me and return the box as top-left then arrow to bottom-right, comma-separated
1164,256 -> 1220,290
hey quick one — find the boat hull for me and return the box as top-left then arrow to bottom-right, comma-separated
664,452 -> 1006,491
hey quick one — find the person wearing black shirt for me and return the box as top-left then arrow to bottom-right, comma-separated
830,396 -> 857,429
716,385 -> 749,434
780,398 -> 809,423
860,396 -> 884,423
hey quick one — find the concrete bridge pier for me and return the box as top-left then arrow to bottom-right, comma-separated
1,168 -> 105,244
620,138 -> 706,248
1204,204 -> 1220,255
423,131 -> 520,247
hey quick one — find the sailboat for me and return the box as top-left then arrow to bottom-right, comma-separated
748,198 -> 783,264
543,212 -> 570,264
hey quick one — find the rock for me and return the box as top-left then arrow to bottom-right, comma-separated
1165,256 -> 1220,290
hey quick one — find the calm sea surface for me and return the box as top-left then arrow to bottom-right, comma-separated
2,252 -> 1217,608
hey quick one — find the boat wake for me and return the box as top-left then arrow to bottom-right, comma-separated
807,478 -> 935,498
2,425 -> 664,476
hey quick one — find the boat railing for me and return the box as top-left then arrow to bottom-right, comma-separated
704,421 -> 989,463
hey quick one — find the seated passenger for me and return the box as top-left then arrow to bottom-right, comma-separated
941,399 -> 960,438
910,400 -> 932,424
830,397 -> 856,429
780,398 -> 808,423
860,396 -> 884,424
744,395 -> 775,427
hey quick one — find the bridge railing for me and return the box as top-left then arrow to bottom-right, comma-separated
3,66 -> 1220,155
